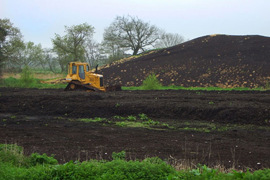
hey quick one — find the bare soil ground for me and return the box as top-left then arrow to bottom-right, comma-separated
1,88 -> 270,170
100,35 -> 270,88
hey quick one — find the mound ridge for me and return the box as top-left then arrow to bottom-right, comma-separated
100,34 -> 270,88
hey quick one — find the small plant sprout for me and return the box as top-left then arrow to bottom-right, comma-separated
208,101 -> 214,105
115,103 -> 120,107
138,113 -> 148,120
127,115 -> 136,121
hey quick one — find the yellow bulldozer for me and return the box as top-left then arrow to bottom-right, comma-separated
64,62 -> 121,92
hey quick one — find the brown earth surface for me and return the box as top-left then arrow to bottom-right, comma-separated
1,88 -> 270,170
100,34 -> 270,88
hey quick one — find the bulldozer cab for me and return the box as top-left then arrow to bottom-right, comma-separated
68,62 -> 90,81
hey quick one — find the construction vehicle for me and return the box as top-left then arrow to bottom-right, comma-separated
64,62 -> 121,92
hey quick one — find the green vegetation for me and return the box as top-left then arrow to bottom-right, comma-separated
1,76 -> 66,89
76,114 -> 270,133
72,114 -> 167,129
79,117 -> 107,123
0,144 -> 270,180
141,73 -> 162,90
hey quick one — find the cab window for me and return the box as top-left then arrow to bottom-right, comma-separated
86,65 -> 90,72
72,65 -> 77,74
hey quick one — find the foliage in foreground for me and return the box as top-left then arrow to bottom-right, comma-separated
1,144 -> 270,180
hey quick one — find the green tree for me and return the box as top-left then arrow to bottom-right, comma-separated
0,26 -> 7,76
20,41 -> 43,68
103,15 -> 160,55
52,23 -> 94,62
0,18 -> 24,70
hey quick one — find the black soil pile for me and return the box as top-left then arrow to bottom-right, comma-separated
100,34 -> 270,88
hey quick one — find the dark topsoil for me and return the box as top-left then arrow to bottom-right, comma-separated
1,88 -> 270,170
100,34 -> 270,88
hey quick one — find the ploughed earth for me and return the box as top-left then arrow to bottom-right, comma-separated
100,34 -> 270,88
1,88 -> 270,170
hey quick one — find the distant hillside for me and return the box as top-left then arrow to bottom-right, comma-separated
100,34 -> 270,88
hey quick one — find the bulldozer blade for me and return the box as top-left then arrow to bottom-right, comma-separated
105,84 -> 122,92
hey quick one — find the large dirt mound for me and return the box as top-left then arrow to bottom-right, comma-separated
100,34 -> 270,88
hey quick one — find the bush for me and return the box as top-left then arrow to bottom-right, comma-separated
29,153 -> 58,166
141,73 -> 162,90
20,65 -> 35,87
112,151 -> 126,160
0,144 -> 27,167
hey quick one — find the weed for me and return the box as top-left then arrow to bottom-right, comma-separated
113,115 -> 125,120
143,119 -> 159,125
80,117 -> 106,123
208,101 -> 214,105
2,119 -> 7,122
20,66 -> 35,87
115,122 -> 127,127
115,103 -> 120,107
29,153 -> 58,166
138,113 -> 148,120
127,115 -> 136,121
11,116 -> 16,119
112,151 -> 126,160
141,73 -> 162,90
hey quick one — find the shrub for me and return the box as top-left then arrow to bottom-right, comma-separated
112,151 -> 126,160
0,144 -> 27,167
20,65 -> 35,87
29,153 -> 58,166
141,73 -> 162,90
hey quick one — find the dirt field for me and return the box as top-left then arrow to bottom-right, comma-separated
1,88 -> 270,170
100,35 -> 270,88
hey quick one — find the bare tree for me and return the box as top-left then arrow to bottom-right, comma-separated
84,39 -> 102,68
155,31 -> 185,48
43,48 -> 58,73
103,15 -> 160,55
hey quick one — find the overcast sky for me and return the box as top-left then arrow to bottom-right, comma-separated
1,0 -> 269,48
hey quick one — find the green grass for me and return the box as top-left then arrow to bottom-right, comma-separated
1,144 -> 270,180
0,77 -> 66,89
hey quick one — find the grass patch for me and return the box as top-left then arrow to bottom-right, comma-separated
79,117 -> 107,123
72,114 -> 170,130
0,77 -> 66,89
1,144 -> 270,179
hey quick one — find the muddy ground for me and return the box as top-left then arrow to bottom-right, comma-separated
0,88 -> 270,170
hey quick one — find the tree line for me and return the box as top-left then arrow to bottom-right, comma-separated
0,15 -> 185,74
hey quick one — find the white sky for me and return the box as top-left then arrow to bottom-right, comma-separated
1,0 -> 269,48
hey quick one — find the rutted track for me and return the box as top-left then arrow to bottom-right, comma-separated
1,88 -> 270,169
